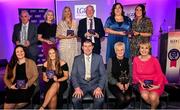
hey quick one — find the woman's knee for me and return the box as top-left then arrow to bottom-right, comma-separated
141,92 -> 149,100
125,95 -> 131,102
149,92 -> 159,103
4,103 -> 16,109
53,82 -> 60,87
50,82 -> 60,90
15,103 -> 28,109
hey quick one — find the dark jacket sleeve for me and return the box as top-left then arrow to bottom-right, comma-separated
77,19 -> 85,39
96,18 -> 105,38
29,23 -> 38,45
12,24 -> 19,45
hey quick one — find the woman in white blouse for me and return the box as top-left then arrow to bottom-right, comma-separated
56,6 -> 79,74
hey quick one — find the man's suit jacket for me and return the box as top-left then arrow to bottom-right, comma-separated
71,53 -> 106,90
77,17 -> 105,54
12,23 -> 38,59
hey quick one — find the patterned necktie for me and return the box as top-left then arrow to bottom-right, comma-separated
89,19 -> 93,30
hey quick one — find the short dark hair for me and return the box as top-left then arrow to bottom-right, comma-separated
111,3 -> 125,17
135,4 -> 146,18
82,39 -> 94,46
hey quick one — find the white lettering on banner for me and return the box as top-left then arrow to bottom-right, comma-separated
34,15 -> 41,18
39,10 -> 46,13
74,4 -> 96,19
40,20 -> 44,23
31,20 -> 37,23
30,10 -> 37,13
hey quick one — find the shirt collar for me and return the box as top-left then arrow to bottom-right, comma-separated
22,22 -> 29,27
84,53 -> 92,59
87,17 -> 94,20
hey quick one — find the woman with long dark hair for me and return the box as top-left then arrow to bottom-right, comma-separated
3,45 -> 38,109
131,4 -> 153,58
40,47 -> 68,110
105,3 -> 132,62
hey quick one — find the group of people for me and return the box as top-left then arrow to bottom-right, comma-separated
3,2 -> 168,110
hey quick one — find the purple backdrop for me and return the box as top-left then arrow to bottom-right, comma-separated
0,0 -> 54,61
0,0 -> 179,61
118,0 -> 177,56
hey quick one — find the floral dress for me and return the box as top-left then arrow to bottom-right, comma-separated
130,17 -> 153,57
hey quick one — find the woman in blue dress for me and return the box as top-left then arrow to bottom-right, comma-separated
104,3 -> 132,62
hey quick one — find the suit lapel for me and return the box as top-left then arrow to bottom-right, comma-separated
91,54 -> 95,74
17,24 -> 22,40
81,54 -> 85,75
84,19 -> 87,32
94,17 -> 97,31
28,23 -> 31,40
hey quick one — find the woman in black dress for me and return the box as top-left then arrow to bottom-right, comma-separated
38,10 -> 57,59
40,47 -> 69,110
107,42 -> 132,108
3,45 -> 39,109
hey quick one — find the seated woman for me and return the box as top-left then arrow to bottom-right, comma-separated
133,41 -> 168,109
3,45 -> 39,109
40,47 -> 69,110
107,42 -> 132,108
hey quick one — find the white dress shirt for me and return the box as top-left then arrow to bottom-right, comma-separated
84,54 -> 92,81
20,22 -> 29,45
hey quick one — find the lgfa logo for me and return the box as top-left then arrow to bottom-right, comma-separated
74,4 -> 96,19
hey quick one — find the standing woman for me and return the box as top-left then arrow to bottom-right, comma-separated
131,4 -> 153,58
133,41 -> 168,109
56,6 -> 78,74
3,45 -> 38,109
38,10 -> 57,59
104,3 -> 132,62
40,47 -> 68,109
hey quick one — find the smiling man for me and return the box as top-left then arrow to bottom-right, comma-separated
12,10 -> 38,62
71,39 -> 106,109
77,5 -> 105,54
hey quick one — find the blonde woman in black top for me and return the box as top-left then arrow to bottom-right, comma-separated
38,10 -> 57,59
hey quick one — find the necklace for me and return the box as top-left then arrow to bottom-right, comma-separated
117,59 -> 122,67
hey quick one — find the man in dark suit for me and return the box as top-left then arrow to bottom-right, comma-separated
78,5 -> 105,54
12,10 -> 38,62
71,39 -> 106,109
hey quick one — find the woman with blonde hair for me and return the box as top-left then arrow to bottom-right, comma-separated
38,10 -> 57,59
56,6 -> 78,74
133,41 -> 168,109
